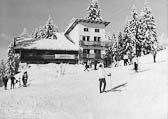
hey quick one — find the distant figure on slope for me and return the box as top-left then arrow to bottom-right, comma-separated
84,61 -> 89,71
94,60 -> 97,70
3,76 -> 8,90
113,55 -> 117,67
133,55 -> 139,72
98,64 -> 108,93
128,52 -> 133,65
151,41 -> 158,63
10,74 -> 16,89
123,53 -> 129,66
22,71 -> 28,87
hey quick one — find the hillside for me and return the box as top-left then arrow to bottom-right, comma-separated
0,49 -> 167,119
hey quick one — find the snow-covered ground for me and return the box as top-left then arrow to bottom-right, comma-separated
0,49 -> 167,119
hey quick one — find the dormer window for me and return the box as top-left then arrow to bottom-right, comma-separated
84,28 -> 89,32
95,29 -> 99,32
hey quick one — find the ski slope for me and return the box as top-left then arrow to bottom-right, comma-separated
0,49 -> 167,119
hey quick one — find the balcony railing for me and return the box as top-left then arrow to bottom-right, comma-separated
80,41 -> 113,47
80,54 -> 105,59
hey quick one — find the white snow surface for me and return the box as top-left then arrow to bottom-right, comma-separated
20,33 -> 80,51
0,49 -> 167,119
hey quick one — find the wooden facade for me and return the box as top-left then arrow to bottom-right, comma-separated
15,49 -> 79,64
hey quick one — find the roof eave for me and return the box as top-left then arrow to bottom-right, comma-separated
65,18 -> 111,34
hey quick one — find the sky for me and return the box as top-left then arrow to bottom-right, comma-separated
0,0 -> 167,60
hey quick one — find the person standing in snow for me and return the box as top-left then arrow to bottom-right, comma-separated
113,54 -> 117,67
10,74 -> 16,89
22,71 -> 28,87
133,55 -> 139,72
151,41 -> 158,63
123,53 -> 128,66
94,60 -> 97,70
84,61 -> 89,71
2,76 -> 8,90
98,64 -> 108,93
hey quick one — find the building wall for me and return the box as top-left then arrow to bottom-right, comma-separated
78,22 -> 107,42
68,24 -> 79,46
68,21 -> 109,62
78,22 -> 107,56
20,49 -> 79,64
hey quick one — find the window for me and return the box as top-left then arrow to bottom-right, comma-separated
98,37 -> 101,42
94,49 -> 101,54
94,37 -> 97,42
87,36 -> 90,41
95,29 -> 99,32
84,28 -> 89,32
82,36 -> 86,41
94,36 -> 101,42
82,36 -> 90,41
83,49 -> 90,54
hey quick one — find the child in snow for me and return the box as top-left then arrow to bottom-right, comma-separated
98,64 -> 108,93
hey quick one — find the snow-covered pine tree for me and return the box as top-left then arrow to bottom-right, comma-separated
127,4 -> 141,56
31,15 -> 58,39
122,18 -> 132,55
118,31 -> 124,49
7,43 -> 20,76
31,28 -> 39,39
123,4 -> 144,56
7,43 -> 16,76
139,1 -> 157,54
85,0 -> 103,21
0,59 -> 7,86
128,5 -> 139,45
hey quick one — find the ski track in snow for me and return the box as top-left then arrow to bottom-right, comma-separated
0,49 -> 167,119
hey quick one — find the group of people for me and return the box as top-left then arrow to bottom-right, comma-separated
83,60 -> 98,71
98,46 -> 157,93
2,71 -> 28,90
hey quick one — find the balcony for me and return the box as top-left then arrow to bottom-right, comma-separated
80,40 -> 113,47
80,54 -> 105,59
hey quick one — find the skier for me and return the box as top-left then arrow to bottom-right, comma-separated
10,74 -> 16,89
22,71 -> 28,87
98,64 -> 108,93
2,76 -> 8,90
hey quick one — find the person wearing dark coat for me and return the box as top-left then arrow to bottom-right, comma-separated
94,60 -> 97,70
3,76 -> 8,90
84,62 -> 89,71
22,71 -> 28,87
10,75 -> 16,89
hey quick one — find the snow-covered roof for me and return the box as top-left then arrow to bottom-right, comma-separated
65,18 -> 111,34
14,33 -> 80,51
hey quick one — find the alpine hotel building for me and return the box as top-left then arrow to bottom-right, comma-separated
13,0 -> 112,64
